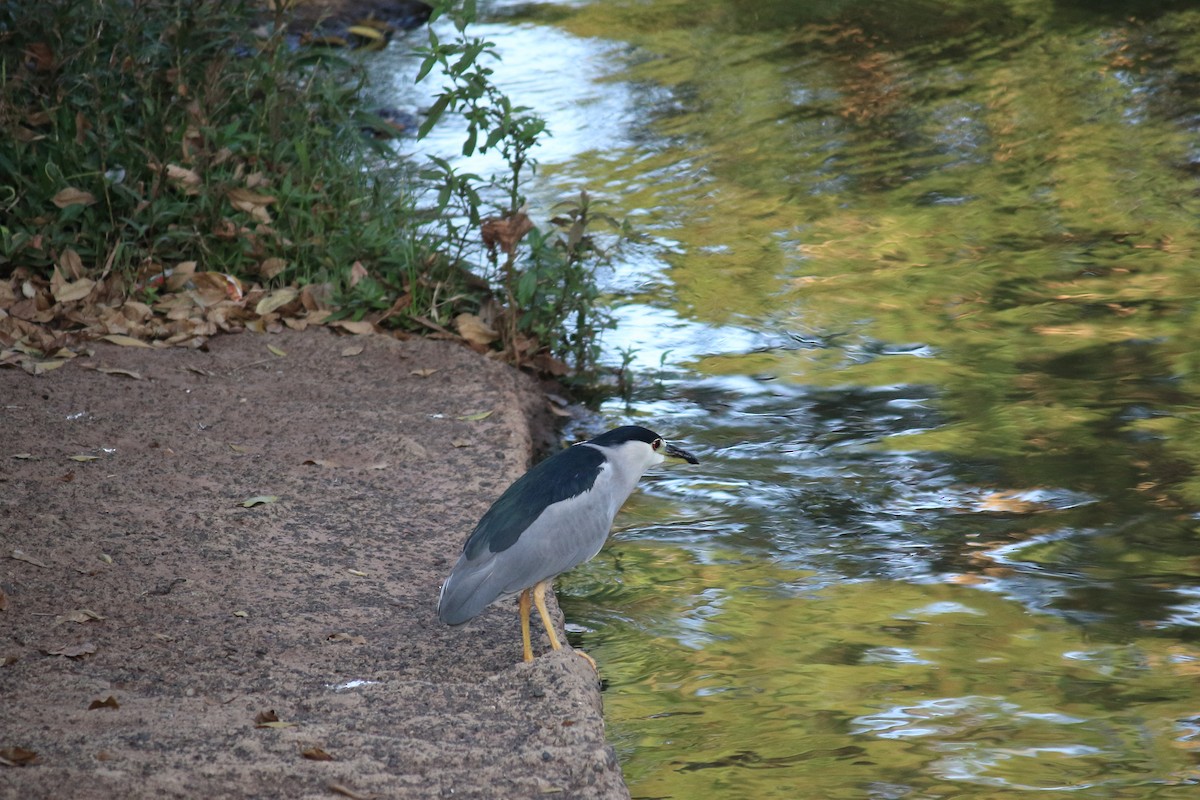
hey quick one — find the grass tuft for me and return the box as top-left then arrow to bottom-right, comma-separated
0,0 -> 463,324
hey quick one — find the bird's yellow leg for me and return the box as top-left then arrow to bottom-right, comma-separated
532,580 -> 563,651
519,588 -> 534,663
533,580 -> 597,671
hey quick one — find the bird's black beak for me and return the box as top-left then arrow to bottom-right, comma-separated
663,442 -> 699,465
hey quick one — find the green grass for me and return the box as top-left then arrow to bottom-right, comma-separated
0,0 -> 623,382
0,0 -> 462,324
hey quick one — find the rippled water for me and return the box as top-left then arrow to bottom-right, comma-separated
385,1 -> 1200,796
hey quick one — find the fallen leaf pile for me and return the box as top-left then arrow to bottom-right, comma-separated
0,259 -> 570,376
2,207 -> 577,377
44,642 -> 97,659
0,259 -> 347,375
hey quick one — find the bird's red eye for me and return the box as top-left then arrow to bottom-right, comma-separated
653,438 -> 662,450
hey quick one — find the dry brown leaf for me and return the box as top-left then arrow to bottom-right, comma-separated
121,300 -> 153,321
10,549 -> 48,568
102,334 -> 152,348
455,313 -> 498,347
190,272 -> 242,305
51,276 -> 95,303
69,454 -> 99,462
410,367 -> 437,378
302,458 -> 335,467
59,248 -> 85,279
47,641 -> 96,658
349,261 -> 369,287
96,367 -> 144,380
302,746 -> 334,761
327,632 -> 367,645
377,292 -> 413,324
255,709 -> 296,729
256,287 -> 298,315
0,746 -> 38,767
232,610 -> 249,618
259,257 -> 287,280
165,164 -> 202,195
531,352 -> 569,377
165,260 -> 198,291
267,344 -> 287,357
54,608 -> 106,625
227,187 -> 275,224
480,208 -> 533,257
340,345 -> 364,357
27,360 -> 66,375
227,187 -> 275,206
328,783 -> 371,800
330,319 -> 375,335
88,695 -> 120,710
24,40 -> 54,72
51,187 -> 97,208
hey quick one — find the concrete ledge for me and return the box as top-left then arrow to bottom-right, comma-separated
0,329 -> 630,799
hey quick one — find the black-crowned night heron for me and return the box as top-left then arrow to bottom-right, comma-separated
437,425 -> 699,666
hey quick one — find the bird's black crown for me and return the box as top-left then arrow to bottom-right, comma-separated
587,425 -> 661,447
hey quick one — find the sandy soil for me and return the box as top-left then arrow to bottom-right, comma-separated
0,329 -> 630,799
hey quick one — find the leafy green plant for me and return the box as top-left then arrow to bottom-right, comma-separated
518,191 -> 621,373
414,0 -> 623,377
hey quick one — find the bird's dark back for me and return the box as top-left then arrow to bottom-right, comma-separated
462,444 -> 607,559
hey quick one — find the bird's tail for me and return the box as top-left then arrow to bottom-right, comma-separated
436,560 -> 498,625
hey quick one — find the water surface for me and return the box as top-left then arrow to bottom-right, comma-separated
392,2 -> 1200,796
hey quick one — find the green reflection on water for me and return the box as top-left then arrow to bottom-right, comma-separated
538,0 -> 1200,501
499,0 -> 1200,796
569,539 -> 1200,798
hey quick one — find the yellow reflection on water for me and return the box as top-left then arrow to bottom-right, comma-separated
571,542 -> 1200,798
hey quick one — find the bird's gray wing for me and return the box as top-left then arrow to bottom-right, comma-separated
463,443 -> 607,558
438,453 -> 628,624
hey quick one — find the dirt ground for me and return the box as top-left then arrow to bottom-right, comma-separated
0,329 -> 631,799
